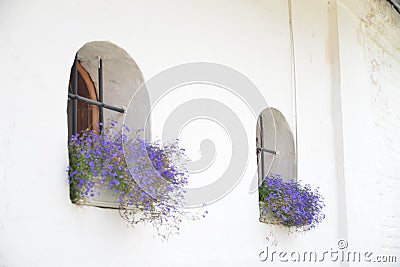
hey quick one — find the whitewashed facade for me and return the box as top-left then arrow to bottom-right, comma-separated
0,0 -> 399,266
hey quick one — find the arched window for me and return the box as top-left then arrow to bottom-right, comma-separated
67,41 -> 151,208
256,107 -> 296,183
67,41 -> 151,140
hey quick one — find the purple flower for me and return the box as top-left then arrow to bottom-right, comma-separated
67,122 -> 193,238
259,174 -> 325,231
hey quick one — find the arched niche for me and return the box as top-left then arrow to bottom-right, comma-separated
256,107 -> 297,183
75,41 -> 151,137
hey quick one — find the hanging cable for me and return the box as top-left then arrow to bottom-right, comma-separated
288,0 -> 299,178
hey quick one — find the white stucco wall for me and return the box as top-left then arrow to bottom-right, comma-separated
0,0 -> 399,266
337,0 -> 400,264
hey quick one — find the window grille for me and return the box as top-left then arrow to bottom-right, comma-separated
68,55 -> 125,137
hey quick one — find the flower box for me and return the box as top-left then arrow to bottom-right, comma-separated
258,174 -> 325,232
66,123 -> 202,240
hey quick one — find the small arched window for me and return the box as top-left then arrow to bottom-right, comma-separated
256,107 -> 296,183
67,41 -> 151,141
67,41 -> 151,208
257,107 -> 297,223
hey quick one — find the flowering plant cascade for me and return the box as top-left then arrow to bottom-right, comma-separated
68,122 -> 204,240
258,174 -> 325,232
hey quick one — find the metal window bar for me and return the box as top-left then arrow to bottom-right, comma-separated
257,115 -> 278,181
68,56 -> 125,137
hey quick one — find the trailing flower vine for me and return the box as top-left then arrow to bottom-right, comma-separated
67,122 -> 206,240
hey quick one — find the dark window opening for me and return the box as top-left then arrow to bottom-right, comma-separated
68,60 -> 99,140
67,56 -> 124,141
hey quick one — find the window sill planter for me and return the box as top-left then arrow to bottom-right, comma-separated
70,177 -> 127,209
259,201 -> 281,225
258,174 -> 325,232
67,123 -> 204,240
